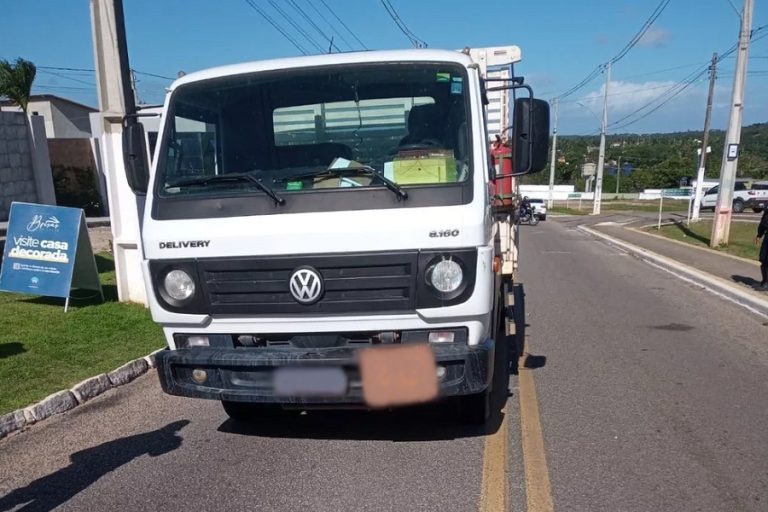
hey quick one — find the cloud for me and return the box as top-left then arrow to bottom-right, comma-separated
578,80 -> 685,114
638,27 -> 670,47
595,33 -> 611,46
561,75 -> 767,134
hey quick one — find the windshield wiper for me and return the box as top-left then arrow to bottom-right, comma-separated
168,173 -> 285,205
287,165 -> 408,201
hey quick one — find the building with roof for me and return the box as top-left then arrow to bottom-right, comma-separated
0,94 -> 97,138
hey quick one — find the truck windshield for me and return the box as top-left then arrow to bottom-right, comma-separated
155,62 -> 472,207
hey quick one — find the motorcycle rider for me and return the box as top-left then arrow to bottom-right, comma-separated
520,196 -> 533,220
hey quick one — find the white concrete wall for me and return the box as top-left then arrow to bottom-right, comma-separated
519,184 -> 576,200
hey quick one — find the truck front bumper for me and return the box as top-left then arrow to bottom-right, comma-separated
155,340 -> 494,406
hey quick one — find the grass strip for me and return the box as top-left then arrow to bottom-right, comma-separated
646,220 -> 761,260
0,253 -> 164,415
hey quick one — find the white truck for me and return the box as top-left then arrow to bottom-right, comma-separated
122,49 -> 549,424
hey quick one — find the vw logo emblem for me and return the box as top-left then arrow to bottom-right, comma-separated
289,267 -> 324,305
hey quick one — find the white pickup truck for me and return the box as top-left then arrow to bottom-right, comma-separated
120,49 -> 549,424
701,180 -> 768,213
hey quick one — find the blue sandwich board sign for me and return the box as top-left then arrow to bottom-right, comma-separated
0,202 -> 103,311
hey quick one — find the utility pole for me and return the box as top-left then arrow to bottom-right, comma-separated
711,0 -> 753,247
691,52 -> 718,221
615,155 -> 622,195
593,61 -> 611,215
547,97 -> 559,209
90,0 -> 147,303
130,69 -> 141,106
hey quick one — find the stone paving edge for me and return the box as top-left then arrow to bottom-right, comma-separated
0,348 -> 165,440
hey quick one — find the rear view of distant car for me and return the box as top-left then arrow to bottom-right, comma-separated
529,198 -> 547,220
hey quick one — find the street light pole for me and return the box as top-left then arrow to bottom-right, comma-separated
711,0 -> 753,247
593,61 -> 611,215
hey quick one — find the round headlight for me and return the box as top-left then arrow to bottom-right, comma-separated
429,259 -> 463,293
164,269 -> 196,302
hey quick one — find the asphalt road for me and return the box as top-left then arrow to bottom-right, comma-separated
518,219 -> 768,511
1,219 -> 767,511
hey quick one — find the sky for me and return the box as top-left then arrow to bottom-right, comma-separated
1,0 -> 766,135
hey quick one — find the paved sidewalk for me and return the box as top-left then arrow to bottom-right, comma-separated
592,222 -> 767,303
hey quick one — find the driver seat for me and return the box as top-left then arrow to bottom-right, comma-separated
398,103 -> 446,148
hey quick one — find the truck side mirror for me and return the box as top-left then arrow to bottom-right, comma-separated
122,121 -> 150,194
513,98 -> 550,175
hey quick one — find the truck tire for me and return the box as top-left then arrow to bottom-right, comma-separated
456,391 -> 490,425
753,208 -> 764,213
221,400 -> 285,421
733,199 -> 745,213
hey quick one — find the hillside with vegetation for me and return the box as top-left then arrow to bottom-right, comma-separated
521,122 -> 768,192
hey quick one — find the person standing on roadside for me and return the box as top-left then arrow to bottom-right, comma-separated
757,209 -> 768,289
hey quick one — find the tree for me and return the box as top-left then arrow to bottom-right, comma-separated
0,58 -> 36,113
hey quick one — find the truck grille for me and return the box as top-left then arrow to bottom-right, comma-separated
198,251 -> 418,315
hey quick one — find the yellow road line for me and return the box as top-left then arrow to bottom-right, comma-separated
518,350 -> 554,512
478,400 -> 509,512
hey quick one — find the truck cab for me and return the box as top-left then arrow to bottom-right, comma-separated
122,49 -> 549,424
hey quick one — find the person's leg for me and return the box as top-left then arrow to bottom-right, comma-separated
761,238 -> 768,287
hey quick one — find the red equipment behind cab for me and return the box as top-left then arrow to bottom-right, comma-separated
490,140 -> 514,207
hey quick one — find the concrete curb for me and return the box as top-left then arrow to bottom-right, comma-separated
0,348 -> 165,441
578,225 -> 768,318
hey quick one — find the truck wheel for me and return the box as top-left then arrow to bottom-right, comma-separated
733,199 -> 744,213
221,400 -> 285,421
753,208 -> 764,213
456,391 -> 490,425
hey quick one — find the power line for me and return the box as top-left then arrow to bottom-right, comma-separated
617,60 -> 709,80
243,0 -> 309,55
611,69 -> 708,131
380,0 -> 427,48
38,69 -> 95,86
267,0 -> 325,53
287,0 -> 341,52
34,84 -> 93,91
557,65 -> 604,100
131,69 -> 173,80
559,82 -> 690,106
610,0 -> 671,65
305,0 -> 355,51
605,23 -> 768,131
318,0 -> 368,50
607,65 -> 711,129
556,0 -> 670,99
37,65 -> 173,81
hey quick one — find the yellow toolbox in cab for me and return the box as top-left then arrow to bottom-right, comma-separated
392,150 -> 457,185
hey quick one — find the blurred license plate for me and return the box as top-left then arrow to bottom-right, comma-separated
273,367 -> 347,397
358,344 -> 438,408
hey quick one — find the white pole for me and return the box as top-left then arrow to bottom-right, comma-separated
692,52 -> 718,221
593,61 -> 611,215
658,192 -> 664,230
711,0 -> 753,247
547,98 -> 559,208
686,194 -> 693,226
